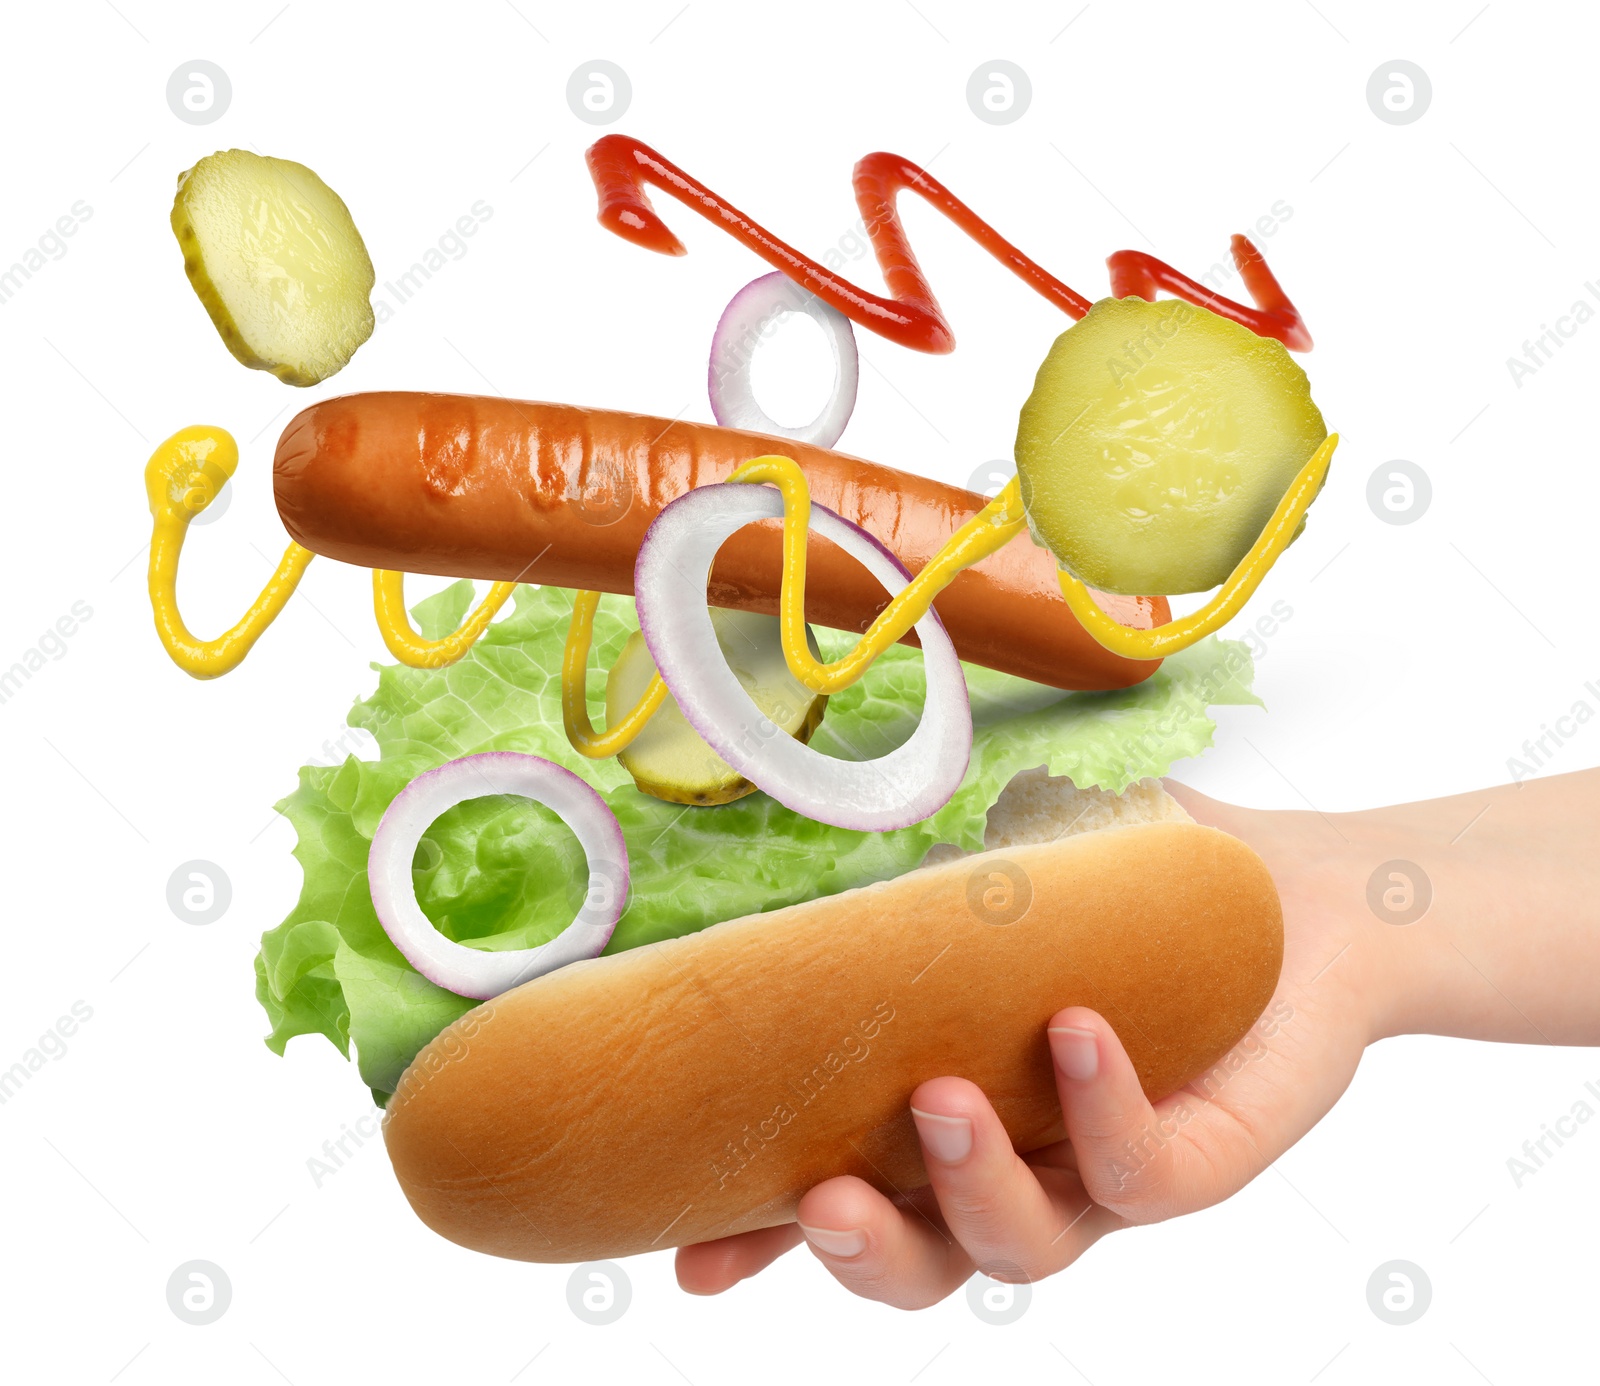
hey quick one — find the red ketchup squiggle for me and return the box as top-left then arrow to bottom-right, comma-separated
585,135 -> 1313,354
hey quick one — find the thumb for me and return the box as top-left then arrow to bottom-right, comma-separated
1047,1007 -> 1225,1224
1161,778 -> 1252,836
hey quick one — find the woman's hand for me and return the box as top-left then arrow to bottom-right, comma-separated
676,781 -> 1391,1305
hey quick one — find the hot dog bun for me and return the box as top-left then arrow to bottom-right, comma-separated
382,777 -> 1282,1262
272,392 -> 1168,691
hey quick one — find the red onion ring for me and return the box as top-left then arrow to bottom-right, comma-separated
368,753 -> 627,1000
708,271 -> 859,448
634,485 -> 971,831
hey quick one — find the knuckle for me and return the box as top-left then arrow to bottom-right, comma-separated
831,1257 -> 924,1309
1085,1146 -> 1182,1222
1075,1103 -> 1202,1221
980,1253 -> 1054,1287
941,1182 -> 1012,1230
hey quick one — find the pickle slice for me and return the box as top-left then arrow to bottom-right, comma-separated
171,149 -> 375,387
608,610 -> 827,806
1014,296 -> 1327,594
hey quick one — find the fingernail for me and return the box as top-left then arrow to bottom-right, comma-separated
910,1106 -> 973,1164
1049,1025 -> 1100,1081
798,1223 -> 867,1258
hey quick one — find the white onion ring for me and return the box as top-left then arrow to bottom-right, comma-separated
708,271 -> 859,448
368,753 -> 628,1000
634,485 -> 971,831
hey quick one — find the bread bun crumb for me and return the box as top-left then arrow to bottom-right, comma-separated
921,770 -> 1191,868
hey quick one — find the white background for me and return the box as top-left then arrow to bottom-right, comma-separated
1,1 -> 1596,1382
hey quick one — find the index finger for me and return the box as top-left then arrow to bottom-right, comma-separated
675,1222 -> 805,1295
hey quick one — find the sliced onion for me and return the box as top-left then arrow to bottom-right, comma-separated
634,485 -> 970,831
708,271 -> 859,448
368,753 -> 628,1000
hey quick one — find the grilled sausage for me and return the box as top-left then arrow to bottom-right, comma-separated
274,392 -> 1167,689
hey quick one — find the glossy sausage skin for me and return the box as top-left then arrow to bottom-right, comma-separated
274,392 -> 1168,690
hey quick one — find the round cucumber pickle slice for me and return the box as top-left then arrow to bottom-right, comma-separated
171,149 -> 375,387
1014,296 -> 1327,594
607,609 -> 827,806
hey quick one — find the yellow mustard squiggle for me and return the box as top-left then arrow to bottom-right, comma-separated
148,422 -> 1336,705
558,438 -> 1338,758
562,589 -> 670,759
372,570 -> 518,668
557,456 -> 1027,757
727,455 -> 1028,695
146,425 -> 522,678
145,425 -> 315,679
1057,433 -> 1339,659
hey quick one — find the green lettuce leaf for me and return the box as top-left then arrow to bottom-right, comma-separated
255,582 -> 1261,1100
